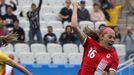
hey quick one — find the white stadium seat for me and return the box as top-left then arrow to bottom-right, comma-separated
18,0 -> 32,6
79,44 -> 84,53
63,44 -> 79,54
47,43 -> 63,53
47,21 -> 63,28
113,44 -> 126,63
24,28 -> 29,42
31,43 -> 46,54
0,44 -> 14,53
42,13 -> 59,21
51,53 -> 68,64
35,53 -> 51,64
40,28 -> 47,38
86,0 -> 93,6
53,28 -> 64,40
41,6 -> 53,14
52,6 -> 63,14
14,43 -> 30,53
79,21 -> 94,31
95,21 -> 106,31
85,6 -> 93,13
19,21 -> 29,29
40,21 -> 47,29
68,53 -> 83,65
19,52 -> 35,64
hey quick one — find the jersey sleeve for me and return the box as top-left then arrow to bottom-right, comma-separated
109,51 -> 119,72
0,52 -> 10,62
83,36 -> 92,48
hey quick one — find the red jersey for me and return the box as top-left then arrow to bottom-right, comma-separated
78,37 -> 119,75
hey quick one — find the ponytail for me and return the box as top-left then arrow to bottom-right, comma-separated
83,26 -> 100,42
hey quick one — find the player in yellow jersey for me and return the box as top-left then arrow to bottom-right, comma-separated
0,33 -> 32,75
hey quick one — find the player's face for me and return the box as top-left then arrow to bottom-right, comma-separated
32,5 -> 36,11
102,32 -> 115,47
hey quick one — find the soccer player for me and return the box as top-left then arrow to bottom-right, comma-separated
0,33 -> 32,75
71,1 -> 119,75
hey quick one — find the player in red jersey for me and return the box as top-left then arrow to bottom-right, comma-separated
71,1 -> 119,75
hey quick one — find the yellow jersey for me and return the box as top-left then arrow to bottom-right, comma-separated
0,52 -> 10,75
106,5 -> 122,27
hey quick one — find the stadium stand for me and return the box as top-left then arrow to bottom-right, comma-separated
14,43 -> 30,53
19,52 -> 35,64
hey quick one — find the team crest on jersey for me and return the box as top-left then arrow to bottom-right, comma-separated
106,53 -> 111,58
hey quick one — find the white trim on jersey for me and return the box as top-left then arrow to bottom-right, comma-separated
82,37 -> 87,45
5,65 -> 13,75
94,59 -> 108,75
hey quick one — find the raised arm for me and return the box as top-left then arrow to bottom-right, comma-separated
10,1 -> 17,11
121,0 -> 128,8
71,0 -> 86,44
37,0 -> 42,11
6,59 -> 32,75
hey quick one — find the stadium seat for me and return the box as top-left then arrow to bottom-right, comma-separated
41,6 -> 53,14
35,53 -> 51,64
42,13 -> 59,21
19,20 -> 30,29
113,44 -> 126,63
47,43 -> 63,53
47,0 -> 64,6
40,28 -> 47,38
95,21 -> 106,31
52,6 -> 63,14
47,21 -> 63,28
63,44 -> 79,54
85,6 -> 93,13
79,44 -> 84,53
63,21 -> 71,28
0,44 -> 14,53
53,28 -> 64,40
14,43 -> 30,53
79,21 -> 94,31
19,52 -> 35,64
40,21 -> 47,29
24,28 -> 29,42
18,0 -> 32,6
51,53 -> 68,64
68,53 -> 82,64
30,43 -> 46,54
86,0 -> 93,6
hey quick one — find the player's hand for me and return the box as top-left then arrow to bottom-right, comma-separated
72,0 -> 79,8
102,71 -> 108,75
